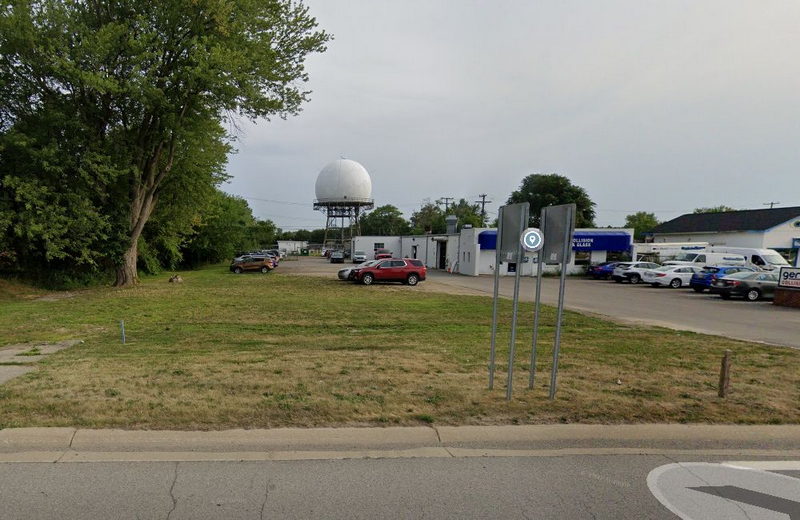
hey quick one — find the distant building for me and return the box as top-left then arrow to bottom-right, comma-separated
650,207 -> 800,261
277,240 -> 308,254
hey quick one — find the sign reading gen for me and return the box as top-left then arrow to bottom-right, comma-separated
778,267 -> 800,288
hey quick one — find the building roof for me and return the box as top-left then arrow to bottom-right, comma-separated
651,206 -> 800,234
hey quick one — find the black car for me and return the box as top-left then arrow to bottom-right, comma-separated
710,271 -> 779,301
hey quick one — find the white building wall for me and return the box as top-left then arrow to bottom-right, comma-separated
277,240 -> 308,253
351,236 -> 402,259
653,232 -> 766,247
764,218 -> 800,249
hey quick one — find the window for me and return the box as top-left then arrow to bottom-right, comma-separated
695,255 -> 706,263
752,255 -> 766,266
408,260 -> 424,267
390,260 -> 405,267
574,251 -> 590,266
373,242 -> 384,250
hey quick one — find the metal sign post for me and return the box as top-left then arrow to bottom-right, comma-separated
488,203 -> 529,394
488,208 -> 504,389
528,210 -> 547,389
548,204 -> 576,400
505,209 -> 529,401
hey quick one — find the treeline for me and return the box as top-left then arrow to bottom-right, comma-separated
0,0 -> 329,287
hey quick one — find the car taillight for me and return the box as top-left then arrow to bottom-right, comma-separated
710,275 -> 717,281
729,281 -> 740,286
656,273 -> 666,277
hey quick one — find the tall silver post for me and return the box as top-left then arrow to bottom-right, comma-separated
505,210 -> 526,401
549,208 -> 573,400
488,213 -> 504,389
120,320 -> 126,344
528,209 -> 546,389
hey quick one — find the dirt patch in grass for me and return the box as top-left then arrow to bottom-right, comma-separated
0,266 -> 798,429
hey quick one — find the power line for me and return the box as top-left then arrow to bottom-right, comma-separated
437,197 -> 454,212
763,201 -> 780,209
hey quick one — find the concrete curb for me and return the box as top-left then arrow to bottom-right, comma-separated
2,425 -> 800,454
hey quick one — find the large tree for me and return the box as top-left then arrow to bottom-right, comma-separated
411,201 -> 446,234
507,173 -> 596,227
624,211 -> 660,241
0,0 -> 330,286
360,205 -> 411,236
448,198 -> 484,229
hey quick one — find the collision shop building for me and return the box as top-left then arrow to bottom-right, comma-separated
352,227 -> 634,276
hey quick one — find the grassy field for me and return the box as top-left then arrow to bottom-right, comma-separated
0,264 -> 798,429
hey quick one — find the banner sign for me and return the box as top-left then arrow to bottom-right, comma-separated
778,267 -> 800,288
571,232 -> 631,251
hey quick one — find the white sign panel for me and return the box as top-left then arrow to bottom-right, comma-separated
779,267 -> 800,288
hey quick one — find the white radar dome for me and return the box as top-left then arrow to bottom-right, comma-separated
315,159 -> 373,204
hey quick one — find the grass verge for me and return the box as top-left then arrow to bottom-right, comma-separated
0,263 -> 798,429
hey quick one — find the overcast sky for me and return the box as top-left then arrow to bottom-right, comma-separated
222,0 -> 800,230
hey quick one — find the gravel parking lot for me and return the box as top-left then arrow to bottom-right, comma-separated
284,257 -> 800,348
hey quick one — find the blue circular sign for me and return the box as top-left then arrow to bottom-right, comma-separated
520,228 -> 544,252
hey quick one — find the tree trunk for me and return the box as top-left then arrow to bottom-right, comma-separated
114,242 -> 139,287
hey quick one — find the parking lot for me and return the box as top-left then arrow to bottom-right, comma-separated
284,257 -> 800,349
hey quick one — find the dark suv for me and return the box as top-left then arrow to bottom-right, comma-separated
353,258 -> 427,286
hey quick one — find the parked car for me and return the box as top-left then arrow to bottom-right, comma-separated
689,266 -> 756,293
352,250 -> 368,263
374,248 -> 392,260
587,262 -> 620,280
710,271 -> 779,301
642,265 -> 701,288
339,260 -> 379,280
611,262 -> 660,284
353,258 -> 427,286
329,250 -> 345,263
230,255 -> 274,274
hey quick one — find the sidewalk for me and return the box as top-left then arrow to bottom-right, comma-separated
2,425 -> 800,462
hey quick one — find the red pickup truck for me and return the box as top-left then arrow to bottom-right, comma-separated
353,258 -> 427,286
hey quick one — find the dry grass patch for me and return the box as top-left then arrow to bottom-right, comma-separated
0,265 -> 798,429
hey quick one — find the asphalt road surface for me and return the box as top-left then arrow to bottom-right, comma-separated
284,258 -> 800,348
2,454 -> 799,519
423,272 -> 800,348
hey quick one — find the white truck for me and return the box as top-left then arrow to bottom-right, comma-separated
707,247 -> 790,271
663,252 -> 746,268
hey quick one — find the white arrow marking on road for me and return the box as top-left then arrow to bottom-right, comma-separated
648,462 -> 800,520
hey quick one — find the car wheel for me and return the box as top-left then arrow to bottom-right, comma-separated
234,267 -> 243,274
719,293 -> 731,300
260,266 -> 268,273
362,273 -> 374,285
692,286 -> 704,293
407,273 -> 419,286
745,288 -> 761,302
669,278 -> 682,289
629,274 -> 641,284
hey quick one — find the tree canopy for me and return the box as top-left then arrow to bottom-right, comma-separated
624,211 -> 660,241
507,173 -> 596,227
360,205 -> 411,236
0,0 -> 330,285
693,205 -> 736,214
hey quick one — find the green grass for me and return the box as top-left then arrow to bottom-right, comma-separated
0,263 -> 798,430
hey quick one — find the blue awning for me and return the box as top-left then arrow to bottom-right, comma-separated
572,231 -> 631,251
479,230 -> 631,251
478,230 -> 497,250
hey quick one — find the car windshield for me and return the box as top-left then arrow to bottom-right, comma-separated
355,251 -> 365,255
701,267 -> 720,273
654,266 -> 673,271
763,254 -> 789,265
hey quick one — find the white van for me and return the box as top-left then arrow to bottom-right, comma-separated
707,247 -> 790,270
663,252 -> 746,268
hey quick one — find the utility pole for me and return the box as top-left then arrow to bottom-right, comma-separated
475,194 -> 492,225
763,201 -> 780,209
437,197 -> 454,212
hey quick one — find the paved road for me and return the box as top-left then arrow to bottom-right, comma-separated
3,455 -> 800,519
283,257 -> 800,348
423,272 -> 800,348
